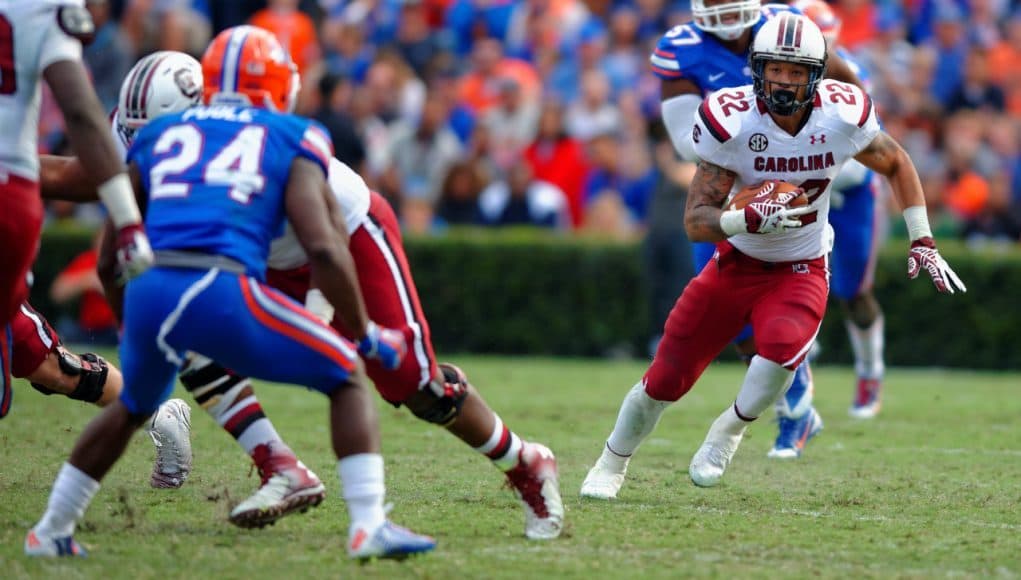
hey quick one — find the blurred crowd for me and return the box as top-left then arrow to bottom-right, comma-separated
41,0 -> 1021,248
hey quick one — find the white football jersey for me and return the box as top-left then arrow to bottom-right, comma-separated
692,80 -> 881,262
267,157 -> 371,270
0,0 -> 85,181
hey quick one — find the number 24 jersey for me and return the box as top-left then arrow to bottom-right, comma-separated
127,105 -> 333,279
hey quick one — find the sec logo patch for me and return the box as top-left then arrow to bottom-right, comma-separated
748,133 -> 768,152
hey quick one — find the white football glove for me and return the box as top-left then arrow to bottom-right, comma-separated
721,186 -> 814,236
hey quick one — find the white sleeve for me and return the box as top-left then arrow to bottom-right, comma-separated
38,4 -> 85,71
660,93 -> 704,162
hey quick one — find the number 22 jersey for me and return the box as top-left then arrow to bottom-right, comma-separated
691,81 -> 881,263
126,105 -> 333,279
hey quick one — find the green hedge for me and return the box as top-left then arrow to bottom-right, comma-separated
31,227 -> 1021,369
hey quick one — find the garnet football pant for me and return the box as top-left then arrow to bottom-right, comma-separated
267,192 -> 439,405
10,302 -> 58,379
644,242 -> 828,402
0,175 -> 43,418
0,175 -> 43,327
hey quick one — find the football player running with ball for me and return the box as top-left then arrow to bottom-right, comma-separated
26,26 -> 435,559
643,0 -> 871,464
581,14 -> 964,494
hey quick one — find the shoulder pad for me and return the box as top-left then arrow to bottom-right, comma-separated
696,87 -> 754,144
327,158 -> 370,197
57,5 -> 96,45
299,121 -> 334,174
816,81 -> 874,129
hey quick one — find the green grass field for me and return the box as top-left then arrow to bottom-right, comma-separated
1,355 -> 1019,579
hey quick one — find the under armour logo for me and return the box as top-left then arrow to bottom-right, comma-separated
809,134 -> 826,145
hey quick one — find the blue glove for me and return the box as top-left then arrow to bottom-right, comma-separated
357,321 -> 407,370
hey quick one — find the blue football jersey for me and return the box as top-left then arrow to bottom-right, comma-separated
838,47 -> 871,93
127,106 -> 333,278
649,3 -> 800,95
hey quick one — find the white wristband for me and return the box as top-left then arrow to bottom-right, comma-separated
720,210 -> 747,237
304,288 -> 335,324
902,206 -> 933,241
97,173 -> 141,228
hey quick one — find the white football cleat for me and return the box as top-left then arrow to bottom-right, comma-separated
148,398 -> 193,488
505,442 -> 564,540
24,528 -> 86,557
229,443 -> 326,528
347,521 -> 437,560
580,445 -> 630,500
689,417 -> 746,488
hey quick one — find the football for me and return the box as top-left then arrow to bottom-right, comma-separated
728,180 -> 808,211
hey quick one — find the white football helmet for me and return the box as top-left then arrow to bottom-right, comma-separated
750,13 -> 827,115
691,0 -> 762,41
117,51 -> 203,139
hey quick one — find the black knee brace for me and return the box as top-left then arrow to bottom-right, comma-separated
31,351 -> 109,403
408,363 -> 470,426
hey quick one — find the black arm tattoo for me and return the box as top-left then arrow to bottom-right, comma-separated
684,160 -> 737,242
856,130 -> 926,208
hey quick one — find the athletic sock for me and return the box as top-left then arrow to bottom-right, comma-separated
34,463 -> 100,538
846,315 -> 885,380
605,381 -> 672,457
338,453 -> 387,534
180,354 -> 284,455
474,414 -> 524,471
735,356 -> 796,420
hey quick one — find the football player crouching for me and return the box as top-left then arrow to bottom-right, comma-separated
7,302 -> 191,488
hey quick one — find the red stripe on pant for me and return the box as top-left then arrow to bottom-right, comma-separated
348,193 -> 439,403
264,193 -> 440,404
239,278 -> 356,373
10,302 -> 59,379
